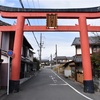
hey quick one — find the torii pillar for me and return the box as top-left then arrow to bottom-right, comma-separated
79,17 -> 94,93
9,16 -> 25,92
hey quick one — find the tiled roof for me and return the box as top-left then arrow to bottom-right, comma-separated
73,55 -> 82,63
53,56 -> 67,60
72,36 -> 100,46
41,59 -> 49,63
0,5 -> 100,12
63,61 -> 74,67
0,20 -> 11,26
67,57 -> 73,60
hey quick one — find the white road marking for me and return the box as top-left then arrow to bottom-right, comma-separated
49,75 -> 57,83
50,84 -> 67,86
50,69 -> 93,100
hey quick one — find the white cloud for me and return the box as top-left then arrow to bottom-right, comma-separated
38,0 -> 70,8
31,0 -> 100,8
69,0 -> 100,8
0,0 -> 15,7
1,0 -> 100,8
21,0 -> 70,8
41,35 -> 74,57
0,0 -> 5,4
41,41 -> 75,59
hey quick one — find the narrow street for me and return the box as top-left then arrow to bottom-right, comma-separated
2,67 -> 99,100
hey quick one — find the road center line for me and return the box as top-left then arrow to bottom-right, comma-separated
50,69 -> 93,100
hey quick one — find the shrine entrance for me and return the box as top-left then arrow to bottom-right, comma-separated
1,5 -> 100,93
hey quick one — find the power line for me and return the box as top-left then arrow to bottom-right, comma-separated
39,33 -> 42,66
19,0 -> 44,62
37,0 -> 40,8
19,0 -> 40,47
31,0 -> 40,25
31,0 -> 36,8
36,0 -> 42,24
26,0 -> 31,7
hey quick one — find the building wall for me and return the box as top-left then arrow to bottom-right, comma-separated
29,50 -> 33,61
2,32 -> 9,51
27,49 -> 29,58
76,47 -> 92,55
0,55 -> 8,88
1,55 -> 8,63
0,31 -> 9,89
0,31 -> 34,89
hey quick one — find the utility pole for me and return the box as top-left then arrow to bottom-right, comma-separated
50,54 -> 52,68
39,33 -> 42,67
55,44 -> 57,64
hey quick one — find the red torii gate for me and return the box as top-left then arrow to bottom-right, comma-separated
1,5 -> 100,93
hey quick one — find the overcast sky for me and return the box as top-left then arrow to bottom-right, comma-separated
0,0 -> 100,60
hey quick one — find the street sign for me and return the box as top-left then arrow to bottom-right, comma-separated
7,50 -> 13,95
7,50 -> 13,57
46,14 -> 57,28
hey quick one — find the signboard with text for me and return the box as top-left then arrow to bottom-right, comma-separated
46,14 -> 57,28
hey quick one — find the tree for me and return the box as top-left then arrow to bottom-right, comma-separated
91,51 -> 100,70
91,51 -> 100,78
33,57 -> 40,71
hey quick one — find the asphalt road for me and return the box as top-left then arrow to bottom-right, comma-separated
2,67 -> 100,100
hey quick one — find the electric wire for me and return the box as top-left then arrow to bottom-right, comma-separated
20,0 -> 44,61
26,0 -> 31,7
37,0 -> 40,8
36,0 -> 43,24
31,0 -> 40,25
35,0 -> 44,35
19,0 -> 40,47
31,0 -> 36,8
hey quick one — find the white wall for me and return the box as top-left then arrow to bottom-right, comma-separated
27,49 -> 29,57
77,48 -> 81,54
2,32 -> 9,51
76,47 -> 92,55
1,55 -> 8,63
28,50 -> 33,61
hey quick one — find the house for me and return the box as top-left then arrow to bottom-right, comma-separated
71,36 -> 100,83
53,56 -> 73,76
72,37 -> 100,55
63,58 -> 76,79
0,20 -> 35,90
20,36 -> 34,78
53,56 -> 67,64
41,59 -> 50,66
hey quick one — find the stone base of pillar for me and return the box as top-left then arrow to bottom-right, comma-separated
9,80 -> 20,93
83,80 -> 94,93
